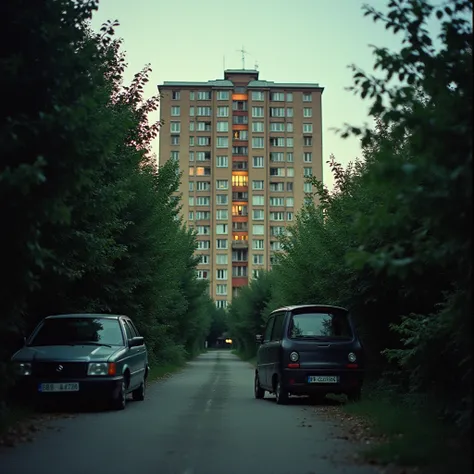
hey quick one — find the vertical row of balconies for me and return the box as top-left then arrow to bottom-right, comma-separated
231,92 -> 249,288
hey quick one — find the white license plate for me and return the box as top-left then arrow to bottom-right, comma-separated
39,383 -> 80,392
308,376 -> 339,384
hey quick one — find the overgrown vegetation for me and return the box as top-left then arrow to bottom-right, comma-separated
0,0 -> 220,420
228,0 -> 472,467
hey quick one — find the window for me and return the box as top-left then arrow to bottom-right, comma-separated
252,239 -> 264,250
303,93 -> 312,102
197,107 -> 211,116
216,239 -> 228,250
270,212 -> 284,221
215,300 -> 228,309
196,151 -> 210,161
252,122 -> 264,132
189,136 -> 195,146
216,254 -> 228,265
286,152 -> 293,162
196,181 -> 210,191
304,182 -> 312,193
216,209 -> 228,220
189,122 -> 195,132
196,196 -> 210,206
190,91 -> 195,100
270,92 -> 285,101
270,182 -> 284,192
286,197 -> 294,207
217,106 -> 229,117
217,137 -> 229,148
269,137 -> 285,147
172,91 -> 180,100
252,269 -> 261,279
196,270 -> 209,280
188,211 -> 194,220
252,180 -> 264,190
252,107 -> 264,117
217,91 -> 230,100
270,123 -> 285,132
216,180 -> 228,190
199,254 -> 210,265
286,92 -> 293,102
196,211 -> 210,219
188,197 -> 194,206
197,136 -> 211,146
252,224 -> 265,235
197,240 -> 210,250
270,226 -> 285,236
271,241 -> 282,251
252,195 -> 264,206
287,167 -> 294,177
304,137 -> 313,147
170,151 -> 179,161
253,254 -> 264,265
233,130 -> 248,140
216,269 -> 228,280
252,209 -> 264,220
216,284 -> 227,296
170,121 -> 180,133
252,137 -> 264,149
216,121 -> 229,132
196,225 -> 210,235
304,167 -> 313,177
216,224 -> 228,235
197,121 -> 211,132
189,151 -> 194,161
286,138 -> 294,148
303,123 -> 313,133
304,152 -> 313,163
286,108 -> 294,117
197,91 -> 211,100
286,123 -> 294,132
289,310 -> 352,339
287,182 -> 293,192
270,167 -> 285,177
303,107 -> 312,117
287,212 -> 293,221
216,194 -> 228,205
252,156 -> 264,168
171,106 -> 180,116
270,152 -> 284,162
190,106 -> 195,116
251,91 -> 264,101
216,156 -> 228,167
195,166 -> 210,176
231,174 -> 248,187
269,197 -> 284,206
270,107 -> 285,117
232,266 -> 247,277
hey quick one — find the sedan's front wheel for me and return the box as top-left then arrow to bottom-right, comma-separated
132,378 -> 146,401
111,380 -> 126,410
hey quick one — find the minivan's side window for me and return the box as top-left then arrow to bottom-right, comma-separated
263,317 -> 275,342
271,312 -> 286,341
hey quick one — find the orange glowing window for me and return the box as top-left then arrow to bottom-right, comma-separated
232,175 -> 248,187
232,94 -> 248,101
196,167 -> 205,176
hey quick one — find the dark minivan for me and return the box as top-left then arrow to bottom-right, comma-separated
254,305 -> 364,404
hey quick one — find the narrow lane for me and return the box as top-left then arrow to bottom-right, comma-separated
0,351 -> 375,474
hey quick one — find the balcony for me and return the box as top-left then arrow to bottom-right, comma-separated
232,239 -> 248,249
232,276 -> 248,287
232,222 -> 248,232
232,161 -> 248,171
232,192 -> 248,202
232,205 -> 248,217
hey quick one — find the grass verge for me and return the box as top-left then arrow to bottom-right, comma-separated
232,349 -> 256,367
344,396 -> 471,474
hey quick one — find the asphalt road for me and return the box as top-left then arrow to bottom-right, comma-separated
0,350 -> 376,474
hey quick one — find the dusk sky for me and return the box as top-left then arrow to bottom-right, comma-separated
90,0 -> 437,190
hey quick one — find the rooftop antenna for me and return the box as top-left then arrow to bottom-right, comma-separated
223,55 -> 226,71
236,46 -> 249,70
254,60 -> 259,71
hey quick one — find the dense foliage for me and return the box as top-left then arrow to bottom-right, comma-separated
228,0 -> 472,431
0,0 -> 219,415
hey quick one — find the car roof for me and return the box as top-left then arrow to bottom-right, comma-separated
272,304 -> 348,313
44,313 -> 125,320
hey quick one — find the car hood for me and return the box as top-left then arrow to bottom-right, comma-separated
12,345 -> 122,362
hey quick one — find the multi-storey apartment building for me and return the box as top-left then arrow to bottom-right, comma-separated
158,69 -> 323,309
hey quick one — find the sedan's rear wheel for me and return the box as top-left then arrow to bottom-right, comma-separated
254,372 -> 265,399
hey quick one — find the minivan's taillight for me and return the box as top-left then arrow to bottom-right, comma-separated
288,363 -> 300,368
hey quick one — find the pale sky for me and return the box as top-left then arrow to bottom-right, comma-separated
90,0 -> 430,190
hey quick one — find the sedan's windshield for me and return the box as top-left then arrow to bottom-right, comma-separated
29,318 -> 124,346
289,311 -> 352,340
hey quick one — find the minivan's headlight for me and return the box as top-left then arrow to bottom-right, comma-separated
16,362 -> 32,376
348,352 -> 357,363
88,362 -> 116,376
289,351 -> 299,362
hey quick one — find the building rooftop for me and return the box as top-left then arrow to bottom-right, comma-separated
158,69 -> 323,91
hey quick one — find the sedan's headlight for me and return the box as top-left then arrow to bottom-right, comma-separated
88,362 -> 116,376
348,352 -> 357,363
16,362 -> 32,376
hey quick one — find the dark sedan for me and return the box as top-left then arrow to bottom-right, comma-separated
254,304 -> 365,404
11,313 -> 149,410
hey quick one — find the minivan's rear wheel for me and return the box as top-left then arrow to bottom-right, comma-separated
275,380 -> 289,405
254,372 -> 265,399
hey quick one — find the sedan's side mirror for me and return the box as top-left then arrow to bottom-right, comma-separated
128,336 -> 145,348
255,334 -> 263,344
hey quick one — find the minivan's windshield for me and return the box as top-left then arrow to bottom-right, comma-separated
29,317 -> 124,346
289,311 -> 352,339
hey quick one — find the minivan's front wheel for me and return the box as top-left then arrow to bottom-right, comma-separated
254,372 -> 265,399
275,380 -> 289,405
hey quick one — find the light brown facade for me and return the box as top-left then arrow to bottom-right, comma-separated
158,69 -> 324,309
